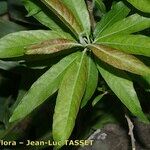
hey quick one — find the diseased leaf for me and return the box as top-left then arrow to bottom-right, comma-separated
96,35 -> 150,57
97,62 -> 148,122
53,51 -> 87,148
81,54 -> 98,108
0,30 -> 74,58
94,1 -> 130,38
127,0 -> 150,13
23,0 -> 64,31
89,44 -> 150,76
62,0 -> 91,36
95,14 -> 150,40
9,52 -> 81,122
26,39 -> 82,55
41,0 -> 82,37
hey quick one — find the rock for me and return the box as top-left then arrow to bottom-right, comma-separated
78,124 -> 129,150
134,119 -> 150,149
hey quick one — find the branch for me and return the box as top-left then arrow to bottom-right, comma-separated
125,114 -> 136,150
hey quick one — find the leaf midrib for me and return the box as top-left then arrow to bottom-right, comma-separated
36,42 -> 82,48
95,18 -> 145,41
97,41 -> 148,49
0,32 -> 53,49
96,5 -> 126,36
25,55 -> 79,106
85,56 -> 92,94
0,40 -> 79,50
81,55 -> 91,103
42,0 -> 80,38
92,45 -> 130,64
37,55 -> 79,96
63,0 -> 84,30
63,52 -> 85,137
98,65 -> 142,113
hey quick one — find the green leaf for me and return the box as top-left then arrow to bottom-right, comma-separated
9,52 -> 81,122
53,51 -> 87,148
0,30 -> 74,58
143,75 -> 150,86
23,0 -> 64,31
42,0 -> 83,37
26,39 -> 82,55
89,44 -> 150,76
8,0 -> 37,25
0,1 -> 7,15
140,75 -> 150,91
127,0 -> 150,13
96,35 -> 150,57
97,62 -> 148,122
94,0 -> 106,15
92,93 -> 106,106
62,0 -> 91,36
0,19 -> 26,38
0,97 -> 10,126
81,54 -> 98,108
143,77 -> 150,92
95,14 -> 150,40
94,1 -> 130,38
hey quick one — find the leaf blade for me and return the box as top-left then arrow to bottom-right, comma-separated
9,52 -> 81,122
0,19 -> 26,38
23,0 -> 64,31
26,39 -> 82,55
0,30 -> 74,58
95,14 -> 150,40
41,0 -> 83,37
53,51 -> 87,148
96,35 -> 150,57
94,1 -> 130,38
81,54 -> 98,108
94,0 -> 106,15
92,93 -> 105,106
62,0 -> 91,35
97,62 -> 148,122
89,44 -> 150,76
0,1 -> 7,15
127,0 -> 150,13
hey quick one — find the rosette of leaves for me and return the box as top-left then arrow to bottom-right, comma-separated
0,0 -> 150,149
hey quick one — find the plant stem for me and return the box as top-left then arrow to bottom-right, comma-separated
125,114 -> 136,150
86,0 -> 96,32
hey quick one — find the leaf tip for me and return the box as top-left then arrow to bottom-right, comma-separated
9,116 -> 16,123
9,110 -> 22,123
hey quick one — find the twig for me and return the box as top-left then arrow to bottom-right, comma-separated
125,114 -> 136,150
86,0 -> 96,31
